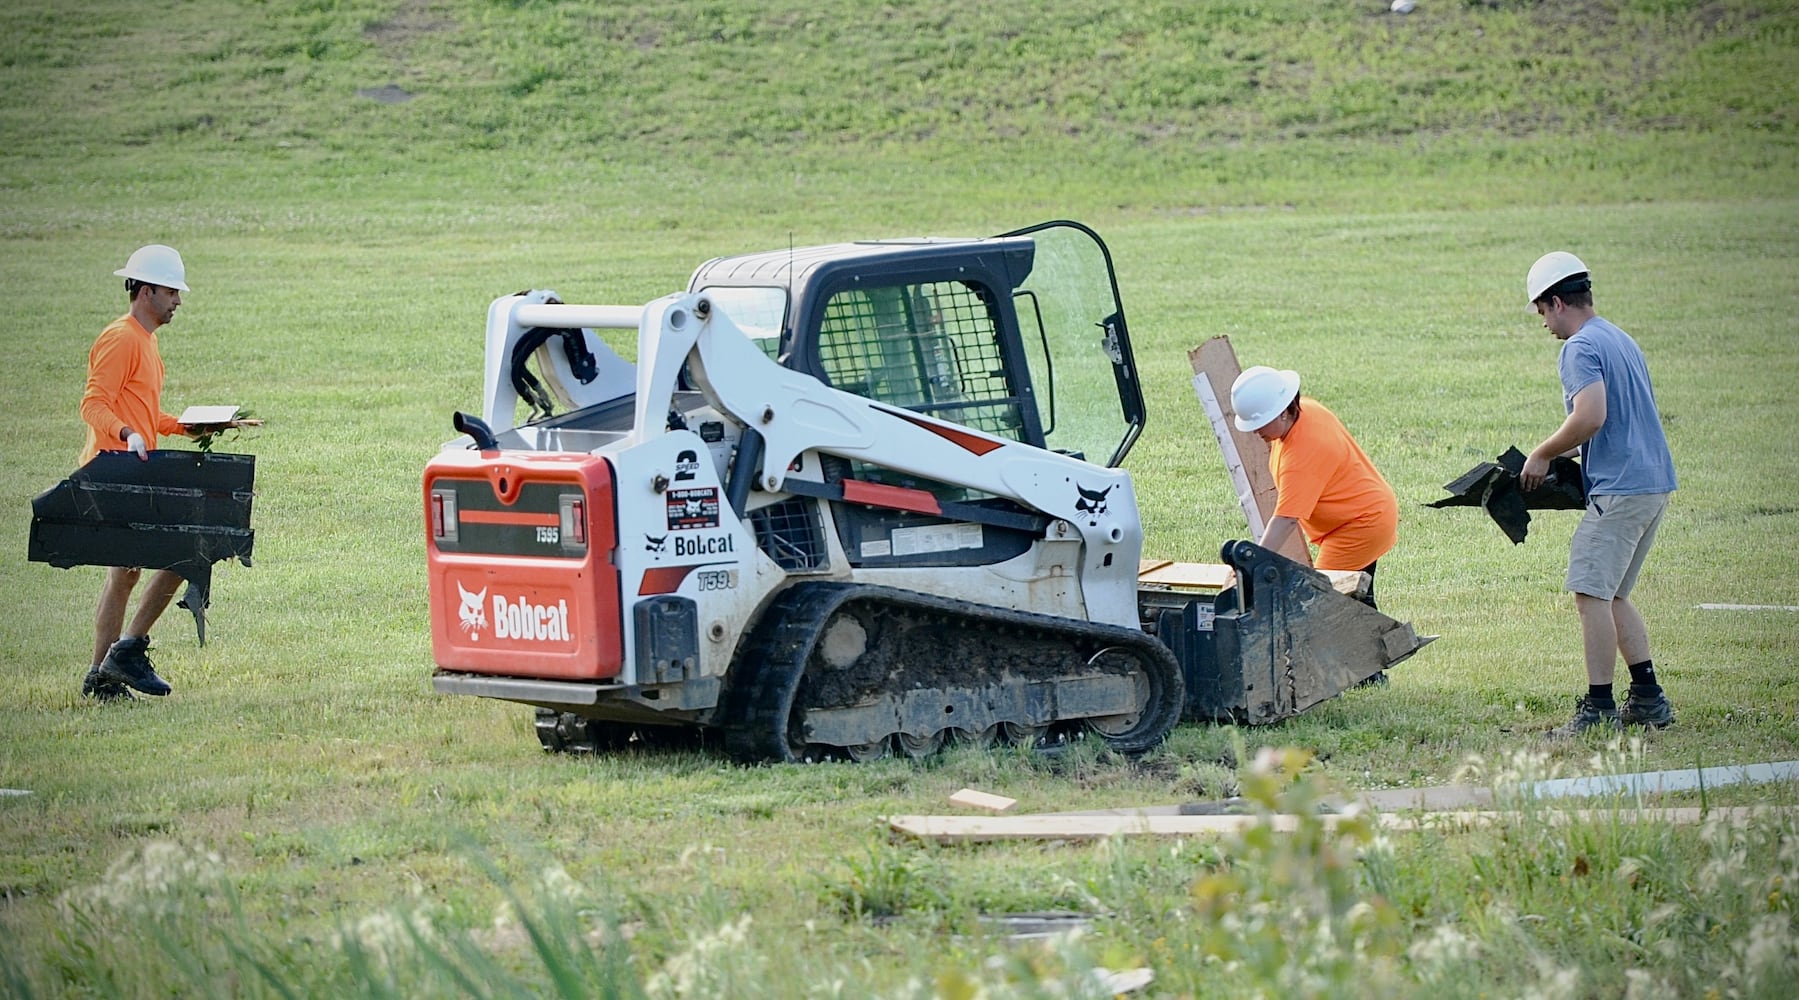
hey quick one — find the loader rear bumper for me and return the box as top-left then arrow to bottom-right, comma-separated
431,670 -> 721,717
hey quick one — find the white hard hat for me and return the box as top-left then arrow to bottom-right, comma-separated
1231,365 -> 1302,432
114,244 -> 189,291
1526,250 -> 1587,305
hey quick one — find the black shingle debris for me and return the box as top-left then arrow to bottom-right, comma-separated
1428,446 -> 1585,543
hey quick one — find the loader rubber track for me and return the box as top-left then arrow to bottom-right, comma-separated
722,582 -> 1183,764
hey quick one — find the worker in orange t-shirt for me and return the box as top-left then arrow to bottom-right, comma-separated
1230,366 -> 1399,608
78,245 -> 203,702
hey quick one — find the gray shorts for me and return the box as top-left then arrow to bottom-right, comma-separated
1566,492 -> 1671,600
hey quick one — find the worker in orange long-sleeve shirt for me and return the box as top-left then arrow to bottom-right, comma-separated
78,245 -> 202,702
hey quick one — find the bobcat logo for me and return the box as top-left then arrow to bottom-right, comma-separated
683,497 -> 704,518
645,533 -> 667,554
456,581 -> 488,639
1075,483 -> 1114,519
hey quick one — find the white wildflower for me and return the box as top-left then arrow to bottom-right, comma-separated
333,905 -> 439,966
1408,923 -> 1478,968
1514,959 -> 1581,1000
645,913 -> 758,998
1736,914 -> 1799,993
1622,967 -> 1677,1000
58,840 -> 226,918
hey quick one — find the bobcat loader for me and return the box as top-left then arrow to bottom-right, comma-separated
425,221 -> 1431,763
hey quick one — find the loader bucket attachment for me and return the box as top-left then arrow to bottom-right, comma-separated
1152,541 -> 1433,725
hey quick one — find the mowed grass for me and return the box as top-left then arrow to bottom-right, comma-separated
1,0 -> 1797,995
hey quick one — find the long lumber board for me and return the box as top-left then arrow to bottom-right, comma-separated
888,806 -> 1780,843
1138,558 -> 1364,597
1189,336 -> 1311,566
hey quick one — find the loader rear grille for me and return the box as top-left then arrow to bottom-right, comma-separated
750,497 -> 828,571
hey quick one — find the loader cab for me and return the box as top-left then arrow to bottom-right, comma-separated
689,220 -> 1147,470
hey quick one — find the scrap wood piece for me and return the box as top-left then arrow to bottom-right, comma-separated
1189,336 -> 1311,566
890,812 -> 1368,842
1698,603 -> 1799,612
887,806 -> 1779,843
949,788 -> 1017,813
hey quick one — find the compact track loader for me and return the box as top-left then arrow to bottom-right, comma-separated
425,221 -> 1431,763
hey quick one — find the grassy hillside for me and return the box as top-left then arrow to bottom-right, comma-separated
1,1 -> 1797,996
1,0 -> 1795,219
5,0 -> 1794,151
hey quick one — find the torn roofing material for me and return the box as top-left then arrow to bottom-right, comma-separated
1427,445 -> 1585,543
27,450 -> 256,644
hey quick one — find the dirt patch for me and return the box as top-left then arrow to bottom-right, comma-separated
364,0 -> 454,49
356,84 -> 413,105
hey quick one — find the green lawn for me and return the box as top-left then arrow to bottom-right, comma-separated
2,0 -> 1797,995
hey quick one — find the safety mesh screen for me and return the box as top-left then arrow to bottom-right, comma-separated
815,280 -> 1025,440
749,497 -> 829,571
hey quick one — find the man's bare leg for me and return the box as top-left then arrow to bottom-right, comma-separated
1611,596 -> 1651,666
1574,593 -> 1618,685
124,569 -> 183,639
93,566 -> 140,665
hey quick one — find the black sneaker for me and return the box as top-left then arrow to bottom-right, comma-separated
81,665 -> 135,702
1548,695 -> 1619,738
1620,688 -> 1675,729
98,636 -> 172,697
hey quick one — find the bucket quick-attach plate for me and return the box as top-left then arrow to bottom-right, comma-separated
28,451 -> 255,644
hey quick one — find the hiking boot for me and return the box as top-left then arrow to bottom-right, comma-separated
1547,695 -> 1619,738
1620,688 -> 1675,729
81,665 -> 135,703
98,636 -> 172,697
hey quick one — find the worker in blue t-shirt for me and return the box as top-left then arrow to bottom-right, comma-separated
1521,251 -> 1678,738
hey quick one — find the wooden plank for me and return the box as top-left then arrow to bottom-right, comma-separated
949,788 -> 1017,813
1189,336 -> 1311,566
887,806 -> 1779,843
1138,560 -> 1233,591
1139,560 -> 1361,597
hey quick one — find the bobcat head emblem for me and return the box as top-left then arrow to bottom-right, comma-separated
457,581 -> 488,638
1075,483 -> 1114,518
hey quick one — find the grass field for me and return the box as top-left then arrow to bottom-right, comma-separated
3,0 -> 1798,995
